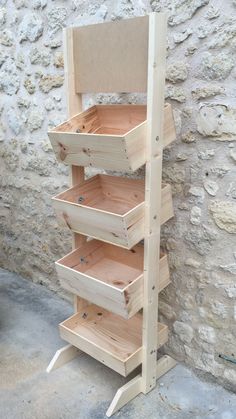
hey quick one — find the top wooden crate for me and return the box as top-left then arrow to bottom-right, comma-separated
48,104 -> 175,171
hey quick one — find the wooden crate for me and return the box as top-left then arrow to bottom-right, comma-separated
48,104 -> 175,171
56,240 -> 170,319
52,174 -> 174,248
59,304 -> 168,377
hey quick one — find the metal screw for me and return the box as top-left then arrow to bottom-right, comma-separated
156,136 -> 159,142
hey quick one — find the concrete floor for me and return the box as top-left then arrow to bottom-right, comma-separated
0,269 -> 236,419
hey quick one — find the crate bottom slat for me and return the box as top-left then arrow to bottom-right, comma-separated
59,304 -> 168,377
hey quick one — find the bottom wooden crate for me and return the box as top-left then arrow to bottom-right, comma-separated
59,304 -> 168,377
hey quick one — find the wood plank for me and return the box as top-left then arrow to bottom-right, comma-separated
63,27 -> 87,311
46,344 -> 81,373
142,12 -> 168,394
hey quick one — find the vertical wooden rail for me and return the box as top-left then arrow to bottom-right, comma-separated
63,28 -> 88,312
142,13 -> 167,393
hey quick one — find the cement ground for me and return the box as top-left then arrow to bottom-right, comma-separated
0,268 -> 235,419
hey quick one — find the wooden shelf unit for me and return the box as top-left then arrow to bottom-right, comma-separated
47,13 -> 177,417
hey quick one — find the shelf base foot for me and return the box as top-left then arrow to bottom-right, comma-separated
106,355 -> 176,417
46,344 -> 82,373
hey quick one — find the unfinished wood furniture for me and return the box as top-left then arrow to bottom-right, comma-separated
48,103 -> 175,171
47,13 -> 177,417
52,175 -> 173,248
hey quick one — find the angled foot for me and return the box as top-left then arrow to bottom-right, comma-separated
106,355 -> 176,417
47,344 -> 82,373
106,374 -> 142,417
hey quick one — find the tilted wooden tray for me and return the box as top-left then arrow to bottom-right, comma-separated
52,174 -> 174,248
56,240 -> 170,319
59,304 -> 168,377
48,104 -> 175,171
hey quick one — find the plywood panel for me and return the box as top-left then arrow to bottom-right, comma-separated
72,16 -> 149,93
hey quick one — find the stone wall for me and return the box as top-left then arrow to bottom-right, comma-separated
0,0 -> 236,390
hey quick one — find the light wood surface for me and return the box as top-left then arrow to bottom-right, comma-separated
48,14 -> 175,417
63,26 -> 87,311
142,12 -> 167,393
46,344 -> 81,373
59,304 -> 168,377
52,174 -> 173,248
48,103 -> 175,171
56,241 -> 170,318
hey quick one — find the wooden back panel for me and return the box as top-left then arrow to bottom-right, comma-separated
72,16 -> 149,93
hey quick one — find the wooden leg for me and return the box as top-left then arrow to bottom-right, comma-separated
106,375 -> 142,417
156,355 -> 176,380
106,355 -> 176,417
46,344 -> 82,373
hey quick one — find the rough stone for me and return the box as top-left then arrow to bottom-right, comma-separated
15,52 -> 25,70
14,0 -> 26,8
32,0 -> 47,9
17,97 -> 30,109
53,51 -> 64,68
196,104 -> 236,139
45,38 -> 62,49
39,74 -> 64,93
0,60 -> 20,95
7,109 -> 22,135
173,321 -> 194,344
210,201 -> 236,233
229,149 -> 236,162
47,7 -> 67,34
205,5 -> 220,19
0,50 -> 8,66
209,20 -> 236,49
203,179 -> 219,196
176,153 -> 188,161
27,108 -> 44,132
198,325 -> 216,344
29,47 -> 51,67
18,13 -> 43,42
198,149 -> 215,160
184,225 -> 217,255
192,85 -> 224,100
166,62 -> 188,83
196,25 -> 210,39
168,0 -> 209,26
198,52 -> 234,80
189,186 -> 205,204
0,29 -> 14,46
185,43 -> 198,56
0,6 -> 6,27
173,28 -> 192,44
185,258 -> 201,268
190,206 -> 201,225
165,86 -> 186,103
181,131 -> 196,143
24,78 -> 36,94
44,97 -> 55,111
162,164 -> 185,184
